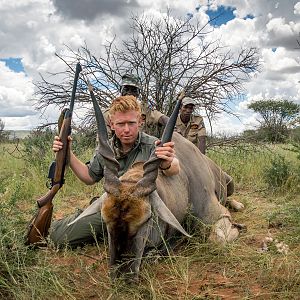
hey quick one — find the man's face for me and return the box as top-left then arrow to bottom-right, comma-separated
121,85 -> 140,98
110,110 -> 141,147
180,104 -> 195,119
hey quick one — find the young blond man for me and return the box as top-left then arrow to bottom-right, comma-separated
50,95 -> 179,247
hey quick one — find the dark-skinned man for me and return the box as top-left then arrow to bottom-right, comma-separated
175,97 -> 206,154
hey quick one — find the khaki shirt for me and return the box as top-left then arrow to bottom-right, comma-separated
88,132 -> 156,182
140,106 -> 164,137
175,114 -> 206,147
103,108 -> 113,139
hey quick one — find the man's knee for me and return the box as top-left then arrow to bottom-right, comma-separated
49,211 -> 104,248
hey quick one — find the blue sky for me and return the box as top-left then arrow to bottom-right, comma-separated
205,5 -> 235,26
0,58 -> 25,73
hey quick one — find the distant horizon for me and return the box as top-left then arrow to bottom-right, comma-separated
5,129 -> 31,140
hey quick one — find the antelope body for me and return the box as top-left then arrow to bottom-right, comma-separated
77,91 -> 240,281
73,132 -> 239,280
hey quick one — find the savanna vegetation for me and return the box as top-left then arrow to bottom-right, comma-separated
247,99 -> 300,143
1,130 -> 300,299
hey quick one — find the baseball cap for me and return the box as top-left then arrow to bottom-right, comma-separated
182,97 -> 196,106
121,73 -> 141,89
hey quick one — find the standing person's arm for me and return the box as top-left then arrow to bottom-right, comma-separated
158,115 -> 169,126
147,109 -> 169,127
198,136 -> 206,155
197,116 -> 206,155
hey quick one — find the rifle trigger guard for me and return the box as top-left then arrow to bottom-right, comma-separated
46,161 -> 65,189
46,180 -> 52,190
46,179 -> 65,190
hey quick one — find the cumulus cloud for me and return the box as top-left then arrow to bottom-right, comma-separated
199,0 -> 300,133
294,2 -> 300,15
0,62 -> 38,129
0,62 -> 35,115
0,0 -> 299,132
52,0 -> 140,20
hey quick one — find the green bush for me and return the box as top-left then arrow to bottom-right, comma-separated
23,129 -> 54,169
263,155 -> 290,189
289,142 -> 300,160
289,126 -> 300,143
22,128 -> 96,170
71,129 -> 96,156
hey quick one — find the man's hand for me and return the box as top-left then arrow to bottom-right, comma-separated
52,135 -> 95,185
154,140 -> 179,177
52,136 -> 72,153
155,140 -> 175,169
155,140 -> 180,176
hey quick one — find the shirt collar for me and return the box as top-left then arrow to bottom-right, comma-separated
111,132 -> 141,159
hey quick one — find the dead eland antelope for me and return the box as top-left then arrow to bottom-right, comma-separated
70,88 -> 241,281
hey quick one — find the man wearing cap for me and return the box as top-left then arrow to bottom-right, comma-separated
175,97 -> 206,154
104,73 -> 169,138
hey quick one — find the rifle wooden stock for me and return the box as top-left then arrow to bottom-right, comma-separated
37,184 -> 61,207
26,115 -> 71,245
26,202 -> 53,245
36,112 -> 71,207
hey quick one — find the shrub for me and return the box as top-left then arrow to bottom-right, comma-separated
263,155 -> 290,189
23,129 -> 54,168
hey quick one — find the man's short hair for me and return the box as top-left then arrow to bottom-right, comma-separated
109,95 -> 141,116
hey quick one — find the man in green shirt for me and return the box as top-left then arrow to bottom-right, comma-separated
50,95 -> 179,247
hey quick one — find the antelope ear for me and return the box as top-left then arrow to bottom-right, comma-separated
149,191 -> 191,238
67,193 -> 107,226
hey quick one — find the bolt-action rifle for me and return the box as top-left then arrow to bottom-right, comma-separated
25,62 -> 82,246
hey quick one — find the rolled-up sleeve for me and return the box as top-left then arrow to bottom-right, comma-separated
87,153 -> 104,182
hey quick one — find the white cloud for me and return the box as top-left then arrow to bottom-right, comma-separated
137,0 -> 199,14
209,113 -> 253,135
0,62 -> 38,129
0,0 -> 299,133
294,2 -> 300,15
262,47 -> 299,73
195,0 -> 300,135
0,62 -> 35,113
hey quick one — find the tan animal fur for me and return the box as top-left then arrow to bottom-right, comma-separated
101,163 -> 151,237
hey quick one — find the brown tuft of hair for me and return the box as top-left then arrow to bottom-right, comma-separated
109,95 -> 141,116
101,184 -> 150,237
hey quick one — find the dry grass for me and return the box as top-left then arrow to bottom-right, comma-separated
1,142 -> 300,299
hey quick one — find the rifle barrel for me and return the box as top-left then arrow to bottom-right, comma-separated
69,62 -> 82,114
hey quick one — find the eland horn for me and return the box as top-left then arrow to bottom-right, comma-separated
89,84 -> 121,195
133,91 -> 185,197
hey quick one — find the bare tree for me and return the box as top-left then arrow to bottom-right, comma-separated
34,12 -> 260,133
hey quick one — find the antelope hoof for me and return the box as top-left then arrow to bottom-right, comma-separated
227,199 -> 245,212
232,222 -> 247,232
209,217 -> 239,244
